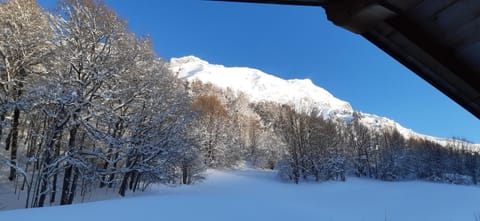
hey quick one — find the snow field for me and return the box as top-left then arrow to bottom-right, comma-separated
1,168 -> 479,221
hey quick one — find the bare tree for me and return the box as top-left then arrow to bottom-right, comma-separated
0,0 -> 53,182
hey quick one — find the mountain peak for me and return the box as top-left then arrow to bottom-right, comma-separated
168,56 -> 479,147
169,56 -> 353,115
289,78 -> 313,85
170,55 -> 208,66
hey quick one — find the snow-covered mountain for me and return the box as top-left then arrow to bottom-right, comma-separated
170,56 -> 352,116
169,55 -> 472,146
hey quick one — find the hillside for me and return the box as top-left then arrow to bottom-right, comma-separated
170,55 -> 477,148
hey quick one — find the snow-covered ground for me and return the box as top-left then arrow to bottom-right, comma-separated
1,168 -> 479,221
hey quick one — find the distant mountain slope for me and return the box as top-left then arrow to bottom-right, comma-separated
169,56 -> 476,147
170,56 -> 352,116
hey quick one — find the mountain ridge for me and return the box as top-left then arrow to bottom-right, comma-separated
169,55 -> 477,147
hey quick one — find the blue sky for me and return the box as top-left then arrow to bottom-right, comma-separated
38,0 -> 480,142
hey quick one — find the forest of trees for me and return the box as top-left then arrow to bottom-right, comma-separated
0,0 -> 479,209
258,106 -> 480,185
0,0 -> 206,208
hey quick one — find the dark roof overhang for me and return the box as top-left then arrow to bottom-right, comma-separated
214,0 -> 480,119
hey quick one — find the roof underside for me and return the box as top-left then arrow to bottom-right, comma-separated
215,0 -> 480,120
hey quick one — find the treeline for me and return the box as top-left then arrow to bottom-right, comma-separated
254,104 -> 480,185
186,80 -> 480,186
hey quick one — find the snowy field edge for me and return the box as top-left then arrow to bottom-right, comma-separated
1,169 -> 479,221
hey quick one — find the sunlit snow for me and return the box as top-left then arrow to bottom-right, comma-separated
170,56 -> 353,115
170,56 -> 480,149
1,168 -> 479,221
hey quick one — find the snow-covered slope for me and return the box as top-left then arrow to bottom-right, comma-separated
169,56 -> 474,146
1,169 -> 479,221
170,56 -> 352,116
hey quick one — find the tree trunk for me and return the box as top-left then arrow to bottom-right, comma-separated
129,172 -> 137,191
101,121 -> 123,188
67,167 -> 79,205
132,174 -> 141,192
0,113 -> 5,139
37,171 -> 49,207
50,137 -> 62,203
107,151 -> 119,188
118,171 -> 131,197
60,126 -> 77,205
38,143 -> 55,207
8,108 -> 21,181
99,155 -> 110,188
5,128 -> 12,151
38,139 -> 62,207
182,164 -> 189,185
60,165 -> 72,205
